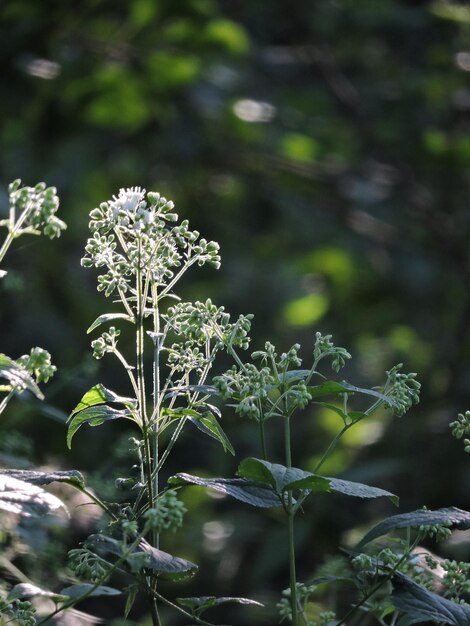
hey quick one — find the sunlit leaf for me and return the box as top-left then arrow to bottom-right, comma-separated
87,313 -> 134,334
0,353 -> 42,399
67,405 -> 133,449
188,412 -> 235,455
0,475 -> 67,518
0,469 -> 85,490
70,384 -> 136,418
8,583 -> 67,602
60,584 -> 122,600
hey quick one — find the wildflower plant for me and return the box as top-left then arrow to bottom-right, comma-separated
1,183 -> 468,626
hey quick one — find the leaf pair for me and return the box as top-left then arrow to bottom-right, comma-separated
169,457 -> 398,509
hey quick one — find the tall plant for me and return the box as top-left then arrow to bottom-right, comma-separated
2,184 -> 467,626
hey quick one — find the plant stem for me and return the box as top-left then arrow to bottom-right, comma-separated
284,415 -> 298,626
313,424 -> 349,474
258,414 -> 267,460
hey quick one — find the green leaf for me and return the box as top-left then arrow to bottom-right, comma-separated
392,572 -> 470,625
8,583 -> 67,602
0,469 -> 85,490
87,313 -> 134,334
177,596 -> 263,616
309,380 -> 399,410
88,534 -> 198,581
188,412 -> 235,455
70,383 -> 136,418
60,584 -> 122,599
237,458 -> 398,504
168,473 -> 281,507
357,507 -> 470,549
0,353 -> 43,399
327,477 -> 398,505
0,475 -> 67,518
67,405 -> 133,449
237,457 -> 329,494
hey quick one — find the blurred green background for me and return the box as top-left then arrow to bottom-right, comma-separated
1,0 -> 470,623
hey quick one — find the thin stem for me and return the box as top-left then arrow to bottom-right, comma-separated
313,424 -> 350,474
0,388 -> 16,416
152,590 -> 215,626
258,414 -> 268,460
284,415 -> 298,626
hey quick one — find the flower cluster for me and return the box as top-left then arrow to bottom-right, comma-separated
313,332 -> 351,372
450,411 -> 470,453
214,363 -> 273,420
68,547 -> 111,582
0,599 -> 36,626
81,188 -> 220,297
252,341 -> 302,370
6,179 -> 66,239
16,347 -> 56,384
385,363 -> 421,417
91,326 -> 120,359
144,490 -> 187,532
164,299 -> 253,350
167,342 -> 207,375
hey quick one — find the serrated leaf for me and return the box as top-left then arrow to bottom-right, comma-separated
70,383 -> 136,419
0,475 -> 67,518
177,596 -> 263,616
168,473 -> 281,507
237,458 -> 397,504
188,412 -> 235,455
60,584 -> 122,600
392,572 -> 470,625
67,405 -> 133,449
328,477 -> 398,505
87,313 -> 134,334
88,535 -> 198,581
0,353 -> 43,399
357,507 -> 470,549
8,583 -> 68,602
0,469 -> 85,490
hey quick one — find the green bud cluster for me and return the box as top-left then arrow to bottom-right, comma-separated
16,347 -> 56,384
450,411 -> 470,453
385,363 -> 421,417
68,547 -> 111,583
92,326 -> 121,359
313,332 -> 351,372
165,299 -> 252,350
144,490 -> 186,532
81,188 -> 221,297
167,342 -> 207,375
6,179 -> 66,239
277,582 -> 317,623
0,599 -> 36,626
442,559 -> 470,602
213,363 -> 273,420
